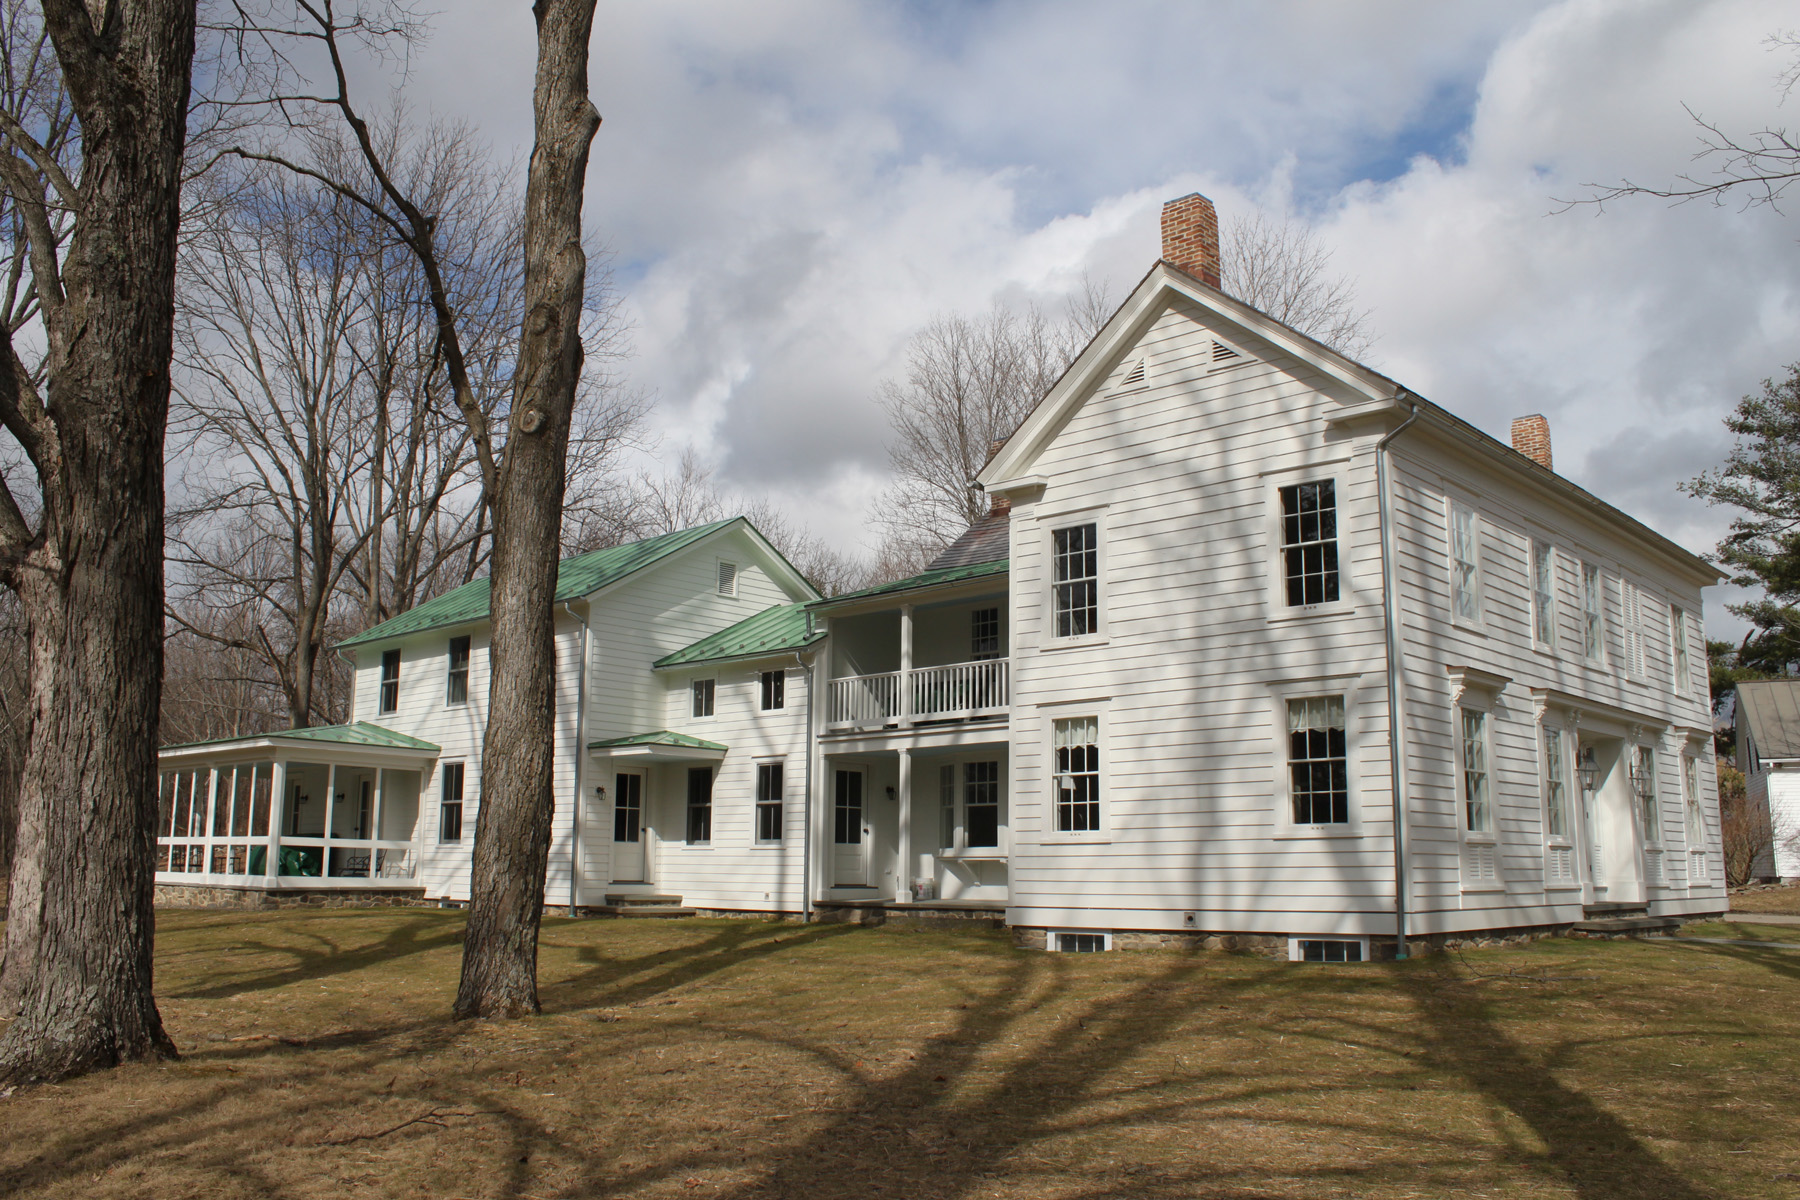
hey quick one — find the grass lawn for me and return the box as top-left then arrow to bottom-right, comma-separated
1,912 -> 1798,1199
1728,883 -> 1800,915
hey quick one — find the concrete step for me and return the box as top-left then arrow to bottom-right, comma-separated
604,894 -> 684,908
1571,916 -> 1681,935
1583,902 -> 1650,919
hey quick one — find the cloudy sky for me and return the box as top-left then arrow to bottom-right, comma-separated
406,0 -> 1798,635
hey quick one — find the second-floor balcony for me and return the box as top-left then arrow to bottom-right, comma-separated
826,657 -> 1009,731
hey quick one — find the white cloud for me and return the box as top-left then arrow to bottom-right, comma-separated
399,0 -> 1792,627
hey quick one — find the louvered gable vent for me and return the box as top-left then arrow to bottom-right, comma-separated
717,560 -> 738,597
1210,339 -> 1243,367
1119,358 -> 1146,389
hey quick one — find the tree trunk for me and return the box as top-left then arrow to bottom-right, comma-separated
453,0 -> 600,1020
0,0 -> 194,1083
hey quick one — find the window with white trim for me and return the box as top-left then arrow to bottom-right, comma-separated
755,761 -> 783,843
1280,480 -> 1340,607
1291,938 -> 1365,963
692,678 -> 715,718
1052,524 -> 1099,637
759,669 -> 784,711
1287,695 -> 1348,825
1461,708 -> 1491,834
939,765 -> 956,851
970,608 -> 1001,660
1053,716 -> 1100,833
379,649 -> 401,714
1683,753 -> 1705,846
964,761 -> 1000,849
1633,744 -> 1659,845
1581,562 -> 1605,664
1671,606 -> 1691,696
1543,725 -> 1569,839
686,767 -> 713,844
446,636 -> 470,705
1531,541 -> 1556,647
439,762 -> 464,843
1450,502 -> 1481,622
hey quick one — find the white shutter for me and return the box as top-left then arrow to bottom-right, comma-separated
1621,581 -> 1644,678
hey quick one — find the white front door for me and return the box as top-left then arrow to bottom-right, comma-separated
833,767 -> 870,887
611,771 -> 646,883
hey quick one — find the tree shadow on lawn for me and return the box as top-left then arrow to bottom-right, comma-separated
162,909 -> 468,1001
1393,955 -> 1711,1200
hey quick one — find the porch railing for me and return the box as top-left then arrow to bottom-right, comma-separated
826,657 -> 1008,730
155,837 -> 418,885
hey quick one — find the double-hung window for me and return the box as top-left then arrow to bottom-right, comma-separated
1052,524 -> 1099,637
971,608 -> 1001,660
1461,709 -> 1491,834
446,636 -> 471,705
439,763 -> 464,843
379,649 -> 401,714
1286,696 -> 1348,825
1633,744 -> 1659,844
692,678 -> 716,718
939,765 -> 957,851
1671,606 -> 1691,695
1531,541 -> 1556,647
1543,726 -> 1569,838
1682,754 -> 1705,846
1450,502 -> 1480,622
759,669 -> 784,711
755,762 -> 783,842
1280,480 -> 1339,607
1581,562 -> 1605,663
964,761 -> 1000,849
686,767 -> 713,844
1053,716 -> 1100,833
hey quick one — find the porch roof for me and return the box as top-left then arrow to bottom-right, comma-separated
655,602 -> 822,669
807,557 -> 1008,612
160,721 -> 441,759
588,730 -> 726,753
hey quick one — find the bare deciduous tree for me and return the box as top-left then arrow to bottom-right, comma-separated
0,0 -> 193,1084
1718,764 -> 1774,886
1219,211 -> 1374,359
876,288 -> 1109,558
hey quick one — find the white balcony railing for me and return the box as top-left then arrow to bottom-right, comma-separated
826,657 -> 1008,730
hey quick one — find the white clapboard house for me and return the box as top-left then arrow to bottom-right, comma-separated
1734,680 -> 1800,881
155,193 -> 1728,956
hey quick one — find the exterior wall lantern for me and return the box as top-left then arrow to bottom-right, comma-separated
1576,745 -> 1599,792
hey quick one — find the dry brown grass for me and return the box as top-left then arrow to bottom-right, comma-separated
1729,882 -> 1800,915
1,910 -> 1797,1199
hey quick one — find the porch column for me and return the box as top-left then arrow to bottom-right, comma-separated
896,746 -> 912,902
323,762 -> 337,878
265,761 -> 287,884
899,604 -> 914,727
371,768 -> 386,880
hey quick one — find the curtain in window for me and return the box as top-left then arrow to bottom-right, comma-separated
1287,695 -> 1344,736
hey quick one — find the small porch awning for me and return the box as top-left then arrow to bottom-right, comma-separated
159,721 -> 440,764
588,731 -> 727,764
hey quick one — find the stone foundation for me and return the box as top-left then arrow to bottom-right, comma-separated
155,883 -> 428,910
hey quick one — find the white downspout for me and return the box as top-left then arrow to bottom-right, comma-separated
563,601 -> 593,916
795,641 -> 815,923
1378,396 -> 1420,960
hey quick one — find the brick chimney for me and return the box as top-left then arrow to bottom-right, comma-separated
1511,415 -> 1552,471
985,438 -> 1011,516
1161,193 -> 1221,288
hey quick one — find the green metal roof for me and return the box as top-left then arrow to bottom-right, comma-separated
163,721 -> 440,753
655,602 -> 822,668
808,557 -> 1008,609
340,519 -> 740,649
587,731 -> 727,753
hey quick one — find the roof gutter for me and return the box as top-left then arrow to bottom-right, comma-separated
1378,394 -> 1421,961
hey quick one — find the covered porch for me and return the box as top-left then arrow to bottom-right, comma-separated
819,730 -> 1010,906
155,722 -> 439,894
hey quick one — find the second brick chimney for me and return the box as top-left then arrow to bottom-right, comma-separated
1162,193 -> 1221,288
1511,415 -> 1552,471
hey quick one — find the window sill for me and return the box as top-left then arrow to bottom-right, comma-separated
1040,634 -> 1109,652
1043,833 -> 1111,845
1273,826 -> 1363,840
942,850 -> 1008,861
680,844 -> 714,851
1545,882 -> 1584,892
1448,618 -> 1488,637
1266,603 -> 1356,626
751,841 -> 784,850
1460,883 -> 1506,894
